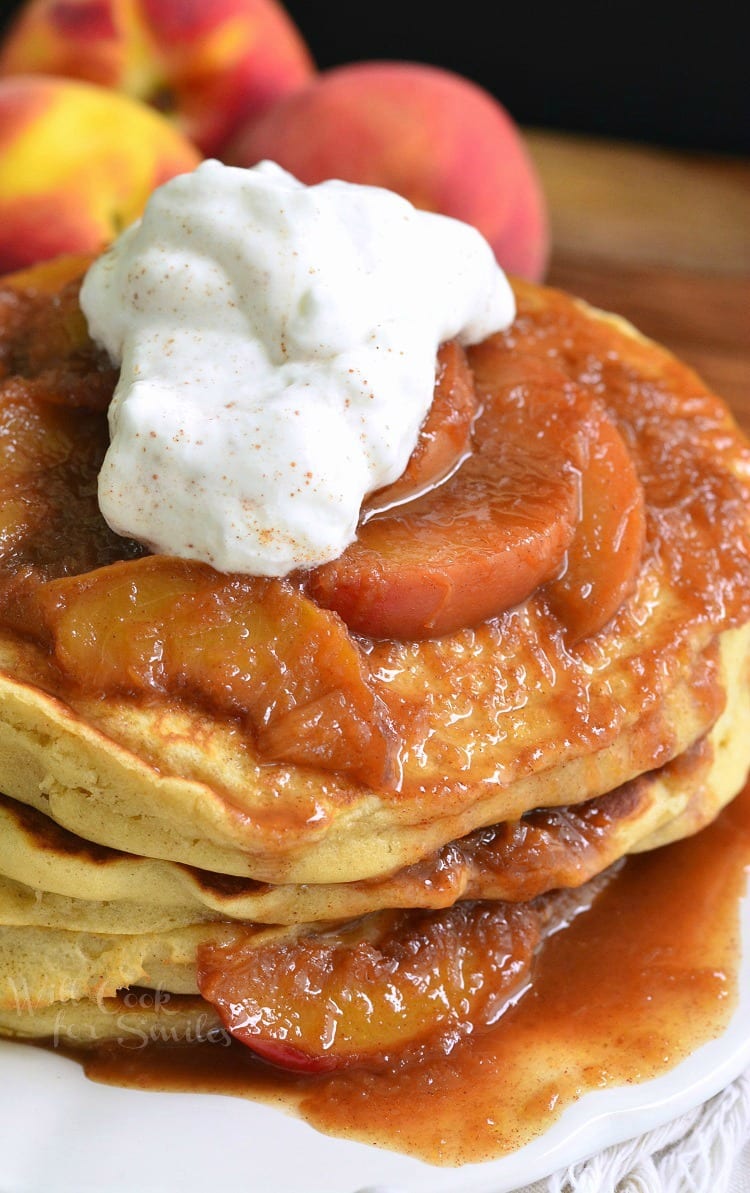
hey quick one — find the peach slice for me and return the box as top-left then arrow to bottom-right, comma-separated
38,556 -> 398,788
0,262 -> 115,410
198,901 -> 549,1072
364,339 -> 479,516
310,359 -> 590,640
0,388 -> 134,641
0,386 -> 127,556
0,268 -> 135,635
544,410 -> 646,642
0,252 -> 94,296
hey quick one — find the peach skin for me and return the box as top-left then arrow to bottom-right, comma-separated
0,0 -> 315,157
227,60 -> 549,281
0,74 -> 201,273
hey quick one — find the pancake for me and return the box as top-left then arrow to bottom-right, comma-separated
0,633 -> 747,937
0,629 -> 732,883
0,992 -> 225,1047
0,624 -> 746,1047
0,271 -> 748,889
0,258 -> 748,1073
0,874 -> 611,1061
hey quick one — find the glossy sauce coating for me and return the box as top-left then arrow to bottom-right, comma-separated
3,265 -> 749,1166
1,273 -> 748,808
310,348 -> 587,639
74,776 -> 750,1166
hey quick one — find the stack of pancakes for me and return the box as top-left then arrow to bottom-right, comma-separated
0,262 -> 748,1058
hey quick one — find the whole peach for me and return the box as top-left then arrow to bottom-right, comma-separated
227,61 -> 549,281
0,74 -> 201,273
0,0 -> 315,157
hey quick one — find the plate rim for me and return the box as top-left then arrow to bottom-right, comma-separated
0,888 -> 748,1193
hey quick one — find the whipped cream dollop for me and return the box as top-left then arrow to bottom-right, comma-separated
81,159 -> 515,575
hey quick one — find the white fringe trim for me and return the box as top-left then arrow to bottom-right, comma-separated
545,1069 -> 750,1193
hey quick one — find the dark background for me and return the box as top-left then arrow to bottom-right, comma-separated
0,0 -> 747,155
282,1 -> 748,156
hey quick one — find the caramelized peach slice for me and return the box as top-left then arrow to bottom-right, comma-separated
38,556 -> 398,788
364,340 -> 479,515
0,388 -> 83,479
310,358 -> 590,639
0,271 -> 115,411
545,409 -> 646,642
0,253 -> 94,296
0,387 -> 137,638
198,901 -> 549,1072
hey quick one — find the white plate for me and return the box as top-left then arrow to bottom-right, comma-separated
2,882 -> 748,1193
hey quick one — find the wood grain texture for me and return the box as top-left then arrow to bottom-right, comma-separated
527,130 -> 750,431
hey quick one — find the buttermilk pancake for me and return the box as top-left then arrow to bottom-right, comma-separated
0,657 -> 747,937
0,247 -> 748,1069
0,700 -> 744,1047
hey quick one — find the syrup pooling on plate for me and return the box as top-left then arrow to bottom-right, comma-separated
1,248 -> 750,1171
76,778 -> 750,1166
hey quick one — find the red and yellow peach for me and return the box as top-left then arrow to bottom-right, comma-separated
227,61 -> 549,281
0,0 -> 315,157
0,74 -> 202,273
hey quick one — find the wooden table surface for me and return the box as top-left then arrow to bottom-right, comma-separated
525,129 -> 750,431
